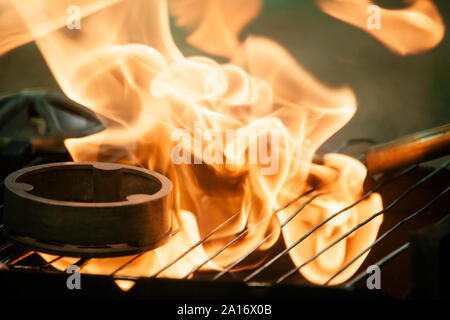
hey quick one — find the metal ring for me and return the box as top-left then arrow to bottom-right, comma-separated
3,162 -> 173,257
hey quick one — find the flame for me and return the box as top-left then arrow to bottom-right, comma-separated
0,0 -> 443,289
169,0 -> 262,57
317,0 -> 445,55
0,0 -> 124,56
279,154 -> 383,285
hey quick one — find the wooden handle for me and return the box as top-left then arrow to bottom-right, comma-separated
365,124 -> 450,175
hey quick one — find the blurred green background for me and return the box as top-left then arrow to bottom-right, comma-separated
0,0 -> 449,152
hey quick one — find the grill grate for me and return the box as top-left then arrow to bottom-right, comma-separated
0,139 -> 449,298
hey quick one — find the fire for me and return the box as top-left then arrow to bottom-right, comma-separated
317,0 -> 445,55
0,0 -> 444,289
280,154 -> 383,285
169,0 -> 262,58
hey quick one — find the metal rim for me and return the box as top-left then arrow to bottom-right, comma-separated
3,162 -> 174,257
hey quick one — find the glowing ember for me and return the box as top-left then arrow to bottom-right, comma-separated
0,0 -> 444,289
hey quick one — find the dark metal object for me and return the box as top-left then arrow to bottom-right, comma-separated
2,162 -> 173,257
409,215 -> 450,299
365,124 -> 450,175
0,90 -> 104,152
0,141 -> 32,180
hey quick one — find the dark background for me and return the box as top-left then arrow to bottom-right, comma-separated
0,0 -> 449,152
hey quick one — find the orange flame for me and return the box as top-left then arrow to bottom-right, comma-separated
317,0 -> 445,55
1,0 -> 442,289
169,0 -> 262,58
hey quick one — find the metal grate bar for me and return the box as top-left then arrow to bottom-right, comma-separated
111,274 -> 140,281
323,185 -> 450,286
182,189 -> 320,279
0,242 -> 12,252
242,164 -> 419,283
109,226 -> 185,277
41,256 -> 63,270
151,208 -> 243,278
110,253 -> 144,276
108,188 -> 316,279
2,247 -> 31,265
151,187 -> 316,278
8,251 -> 35,266
67,258 -> 91,271
343,242 -> 411,289
213,192 -> 325,280
274,161 -> 448,285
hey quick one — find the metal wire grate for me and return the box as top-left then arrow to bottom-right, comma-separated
1,140 -> 449,291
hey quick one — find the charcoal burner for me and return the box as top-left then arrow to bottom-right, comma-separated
2,162 -> 173,258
